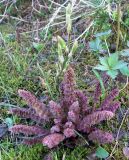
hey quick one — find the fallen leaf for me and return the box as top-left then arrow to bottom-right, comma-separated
123,147 -> 129,159
96,146 -> 109,159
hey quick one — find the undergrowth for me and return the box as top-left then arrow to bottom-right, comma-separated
0,0 -> 129,159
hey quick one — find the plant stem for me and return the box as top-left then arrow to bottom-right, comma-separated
116,3 -> 121,52
105,39 -> 110,56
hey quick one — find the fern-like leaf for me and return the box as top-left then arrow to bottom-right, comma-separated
88,129 -> 114,143
69,101 -> 80,114
76,90 -> 89,113
18,90 -> 49,120
63,128 -> 76,138
93,81 -> 101,103
23,137 -> 42,145
10,108 -> 44,123
50,125 -> 61,133
9,125 -> 48,136
42,133 -> 65,148
102,101 -> 121,113
79,111 -> 114,131
49,100 -> 63,118
101,89 -> 119,109
60,67 -> 77,106
64,121 -> 75,129
68,110 -> 80,124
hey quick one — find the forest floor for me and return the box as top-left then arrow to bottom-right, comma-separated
0,1 -> 129,160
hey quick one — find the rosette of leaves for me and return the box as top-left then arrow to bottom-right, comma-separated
9,67 -> 120,148
94,53 -> 129,79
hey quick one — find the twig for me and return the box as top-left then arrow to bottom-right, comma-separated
0,1 -> 9,24
119,76 -> 129,93
44,0 -> 69,40
75,21 -> 94,41
107,106 -> 129,159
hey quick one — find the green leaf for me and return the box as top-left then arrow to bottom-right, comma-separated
95,30 -> 111,38
96,146 -> 109,159
70,40 -> 78,54
94,65 -> 108,71
107,53 -> 119,67
58,43 -> 64,64
66,3 -> 72,15
120,66 -> 129,76
113,61 -> 127,70
57,36 -> 67,50
127,41 -> 129,47
33,42 -> 44,52
121,49 -> 129,57
107,70 -> 118,79
89,37 -> 102,51
99,57 -> 108,67
66,3 -> 72,34
5,118 -> 13,128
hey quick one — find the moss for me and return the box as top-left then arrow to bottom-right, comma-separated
52,145 -> 93,160
1,143 -> 47,160
103,143 -> 124,159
